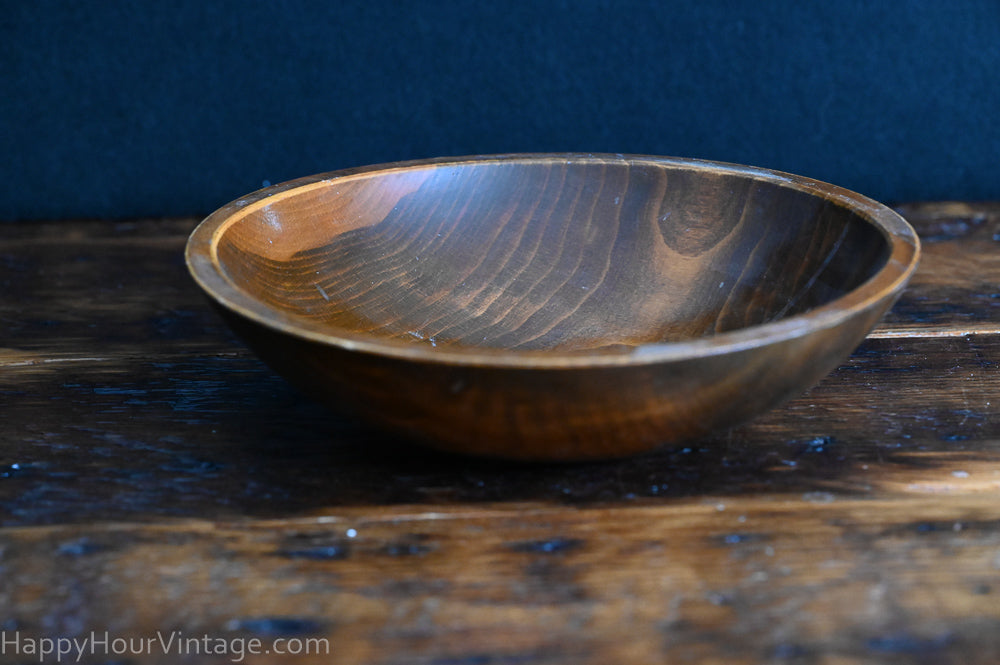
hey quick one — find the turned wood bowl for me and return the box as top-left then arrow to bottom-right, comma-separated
186,154 -> 920,460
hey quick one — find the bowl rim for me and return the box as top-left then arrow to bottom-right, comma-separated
186,153 -> 921,369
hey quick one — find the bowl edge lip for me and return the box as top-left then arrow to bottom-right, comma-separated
185,152 -> 921,369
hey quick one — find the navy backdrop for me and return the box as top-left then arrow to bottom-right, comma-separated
2,1 -> 999,221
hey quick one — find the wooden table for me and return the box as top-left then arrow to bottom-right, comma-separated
2,202 -> 999,664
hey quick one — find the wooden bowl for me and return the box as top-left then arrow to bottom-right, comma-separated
186,154 -> 920,461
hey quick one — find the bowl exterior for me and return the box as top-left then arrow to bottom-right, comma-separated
214,293 -> 894,461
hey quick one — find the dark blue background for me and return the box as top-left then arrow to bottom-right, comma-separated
3,1 -> 998,221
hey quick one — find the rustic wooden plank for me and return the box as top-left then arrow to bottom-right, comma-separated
874,201 -> 1000,336
0,217 -> 232,358
1,332 -> 998,525
1,205 -> 999,664
1,496 -> 999,664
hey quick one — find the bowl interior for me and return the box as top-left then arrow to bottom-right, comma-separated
213,159 -> 890,353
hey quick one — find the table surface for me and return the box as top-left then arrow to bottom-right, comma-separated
2,202 -> 999,664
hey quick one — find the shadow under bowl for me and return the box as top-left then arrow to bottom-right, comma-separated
186,154 -> 920,460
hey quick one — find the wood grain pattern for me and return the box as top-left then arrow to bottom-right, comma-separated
189,155 -> 919,459
0,202 -> 995,665
3,497 -> 999,665
216,162 -> 885,348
